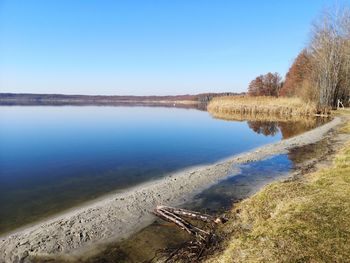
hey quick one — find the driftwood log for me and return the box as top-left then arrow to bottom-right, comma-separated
156,205 -> 227,224
153,205 -> 226,239
154,207 -> 209,240
153,205 -> 227,262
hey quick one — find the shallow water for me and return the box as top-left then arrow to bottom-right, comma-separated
63,155 -> 293,263
186,154 -> 293,212
0,106 -> 320,233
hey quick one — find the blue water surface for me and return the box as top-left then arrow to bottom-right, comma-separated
0,106 -> 281,232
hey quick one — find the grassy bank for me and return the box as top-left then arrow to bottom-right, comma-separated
207,96 -> 321,120
206,111 -> 350,262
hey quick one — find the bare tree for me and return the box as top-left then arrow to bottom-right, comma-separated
309,6 -> 350,108
340,9 -> 350,105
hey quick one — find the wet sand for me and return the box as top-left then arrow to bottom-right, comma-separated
0,117 -> 342,263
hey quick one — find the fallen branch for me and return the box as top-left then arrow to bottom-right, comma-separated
156,205 -> 227,224
153,205 -> 228,262
154,206 -> 210,240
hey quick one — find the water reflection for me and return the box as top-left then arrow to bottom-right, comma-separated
247,118 -> 328,139
1,107 -> 329,262
247,121 -> 279,137
0,106 -> 283,234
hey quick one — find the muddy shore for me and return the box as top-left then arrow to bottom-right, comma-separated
0,117 -> 342,263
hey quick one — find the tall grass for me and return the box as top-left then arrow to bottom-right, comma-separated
207,96 -> 325,119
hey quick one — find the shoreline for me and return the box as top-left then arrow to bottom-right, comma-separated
205,110 -> 350,263
0,117 -> 343,263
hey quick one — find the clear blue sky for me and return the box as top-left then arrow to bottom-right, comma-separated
0,0 -> 339,95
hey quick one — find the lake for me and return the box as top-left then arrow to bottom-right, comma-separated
0,106 -> 319,234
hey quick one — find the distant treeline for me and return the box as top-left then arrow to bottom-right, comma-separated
0,92 -> 243,106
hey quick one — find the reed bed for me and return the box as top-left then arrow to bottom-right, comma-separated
207,96 -> 323,119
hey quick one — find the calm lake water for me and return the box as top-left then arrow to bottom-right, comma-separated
0,106 -> 318,234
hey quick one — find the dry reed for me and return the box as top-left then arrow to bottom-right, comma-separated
207,96 -> 323,119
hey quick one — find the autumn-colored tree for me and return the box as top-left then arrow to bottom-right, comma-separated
280,50 -> 314,100
248,75 -> 263,96
248,72 -> 282,97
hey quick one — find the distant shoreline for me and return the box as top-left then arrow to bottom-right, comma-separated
0,92 -> 242,108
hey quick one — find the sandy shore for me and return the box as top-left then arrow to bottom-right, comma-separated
0,117 -> 342,263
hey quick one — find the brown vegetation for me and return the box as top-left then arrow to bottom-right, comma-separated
309,7 -> 350,108
207,96 -> 323,118
279,49 -> 314,100
248,72 -> 282,97
279,7 -> 350,108
246,6 -> 350,109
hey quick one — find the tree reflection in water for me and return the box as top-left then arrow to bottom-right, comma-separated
247,118 -> 328,139
247,121 -> 279,136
